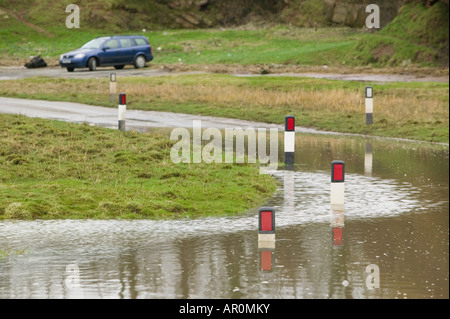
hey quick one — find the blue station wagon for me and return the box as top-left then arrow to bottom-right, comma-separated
59,35 -> 154,72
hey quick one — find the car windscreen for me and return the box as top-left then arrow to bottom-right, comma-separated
81,38 -> 108,49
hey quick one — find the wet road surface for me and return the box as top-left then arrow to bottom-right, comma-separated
0,96 -> 325,134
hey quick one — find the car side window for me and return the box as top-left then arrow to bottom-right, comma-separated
104,39 -> 119,49
134,38 -> 147,46
120,38 -> 133,48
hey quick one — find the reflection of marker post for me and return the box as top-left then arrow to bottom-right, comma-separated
258,207 -> 275,248
284,170 -> 295,212
331,208 -> 345,247
284,116 -> 295,166
259,249 -> 274,272
364,143 -> 373,175
331,161 -> 345,210
332,227 -> 344,246
110,73 -> 117,102
365,87 -> 374,125
118,93 -> 126,132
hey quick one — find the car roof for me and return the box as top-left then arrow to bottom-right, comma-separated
96,35 -> 147,39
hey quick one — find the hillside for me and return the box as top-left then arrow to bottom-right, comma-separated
0,0 -> 448,67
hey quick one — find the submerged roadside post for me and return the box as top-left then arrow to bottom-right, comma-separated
258,207 -> 275,248
118,93 -> 126,132
365,87 -> 374,125
331,160 -> 345,246
110,73 -> 117,103
331,160 -> 345,211
284,116 -> 295,167
258,207 -> 275,268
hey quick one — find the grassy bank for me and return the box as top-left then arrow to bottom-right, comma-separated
0,25 -> 362,66
0,113 -> 278,220
1,23 -> 448,69
0,74 -> 448,143
1,0 -> 448,68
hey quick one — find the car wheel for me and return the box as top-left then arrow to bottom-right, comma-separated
114,65 -> 125,70
88,57 -> 97,71
67,67 -> 75,72
134,55 -> 146,69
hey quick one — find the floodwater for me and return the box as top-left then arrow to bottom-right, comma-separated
0,134 -> 448,299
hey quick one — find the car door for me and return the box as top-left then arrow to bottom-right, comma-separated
118,38 -> 135,65
134,37 -> 152,61
100,39 -> 120,65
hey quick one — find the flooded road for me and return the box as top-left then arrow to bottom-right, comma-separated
0,134 -> 448,299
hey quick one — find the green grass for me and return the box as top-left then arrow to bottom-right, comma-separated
347,2 -> 449,66
0,74 -> 448,143
0,21 -> 363,67
1,0 -> 448,67
0,113 -> 278,220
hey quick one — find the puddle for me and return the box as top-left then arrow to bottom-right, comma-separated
1,134 -> 448,299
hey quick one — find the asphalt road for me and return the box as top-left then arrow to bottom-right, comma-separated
1,66 -> 448,82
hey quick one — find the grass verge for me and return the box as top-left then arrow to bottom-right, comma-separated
0,113 -> 278,220
0,74 -> 448,143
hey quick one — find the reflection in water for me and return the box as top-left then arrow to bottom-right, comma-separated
331,208 -> 345,247
0,134 -> 448,299
365,143 -> 373,176
259,247 -> 274,273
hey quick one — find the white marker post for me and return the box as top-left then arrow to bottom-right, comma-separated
110,73 -> 117,102
284,116 -> 295,167
258,207 -> 275,248
366,87 -> 374,125
331,160 -> 345,210
118,93 -> 126,132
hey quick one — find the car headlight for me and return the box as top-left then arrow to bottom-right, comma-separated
74,53 -> 86,59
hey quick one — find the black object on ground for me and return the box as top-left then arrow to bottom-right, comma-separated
25,55 -> 47,69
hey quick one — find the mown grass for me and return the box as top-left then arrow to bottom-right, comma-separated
0,74 -> 448,143
0,113 -> 278,220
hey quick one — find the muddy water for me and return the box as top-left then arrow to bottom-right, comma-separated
0,134 -> 448,299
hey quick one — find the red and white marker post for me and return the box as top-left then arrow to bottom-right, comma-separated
331,160 -> 345,210
118,93 -> 126,132
258,207 -> 275,246
284,116 -> 295,166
